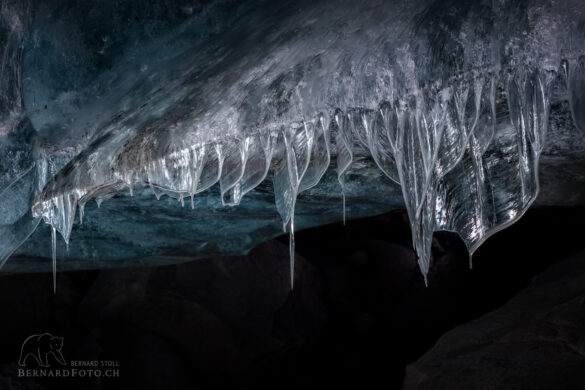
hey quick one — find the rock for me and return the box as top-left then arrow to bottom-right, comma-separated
403,250 -> 585,390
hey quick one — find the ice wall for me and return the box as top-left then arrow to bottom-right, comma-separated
0,0 -> 46,267
1,0 -> 585,289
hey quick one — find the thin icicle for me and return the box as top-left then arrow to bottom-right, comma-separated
342,192 -> 346,225
78,202 -> 85,224
289,217 -> 295,290
335,110 -> 353,227
51,226 -> 57,294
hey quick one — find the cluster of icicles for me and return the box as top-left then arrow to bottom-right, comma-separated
32,61 -> 569,293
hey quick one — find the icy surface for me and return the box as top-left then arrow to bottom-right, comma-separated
1,0 -> 585,284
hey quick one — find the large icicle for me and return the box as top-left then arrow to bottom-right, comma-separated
273,123 -> 311,290
274,116 -> 330,289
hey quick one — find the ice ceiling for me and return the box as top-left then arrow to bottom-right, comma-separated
1,0 -> 585,289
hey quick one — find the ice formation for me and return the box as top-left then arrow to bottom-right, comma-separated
1,0 -> 585,290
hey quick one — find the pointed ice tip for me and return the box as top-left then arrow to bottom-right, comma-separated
423,273 -> 429,287
51,226 -> 57,295
289,229 -> 295,291
469,252 -> 474,270
342,192 -> 346,226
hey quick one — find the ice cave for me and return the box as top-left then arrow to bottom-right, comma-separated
1,0 -> 585,389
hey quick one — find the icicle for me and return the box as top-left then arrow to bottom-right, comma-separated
51,226 -> 57,294
193,144 -> 222,194
78,202 -> 85,224
220,138 -> 247,206
467,78 -> 488,239
568,55 -> 585,132
289,217 -> 295,290
273,116 -> 330,291
369,102 -> 400,183
342,192 -> 346,225
335,110 -> 352,226
190,193 -> 194,209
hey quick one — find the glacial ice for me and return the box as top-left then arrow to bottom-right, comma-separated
1,0 -> 585,288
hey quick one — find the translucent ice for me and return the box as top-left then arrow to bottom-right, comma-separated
1,0 -> 585,286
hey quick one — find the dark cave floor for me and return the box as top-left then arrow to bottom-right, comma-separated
1,207 -> 585,390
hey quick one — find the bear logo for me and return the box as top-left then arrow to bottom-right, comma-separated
18,333 -> 66,367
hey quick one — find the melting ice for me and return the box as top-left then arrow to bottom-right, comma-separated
1,0 -> 585,290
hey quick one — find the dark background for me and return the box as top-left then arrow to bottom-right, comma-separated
0,206 -> 584,390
